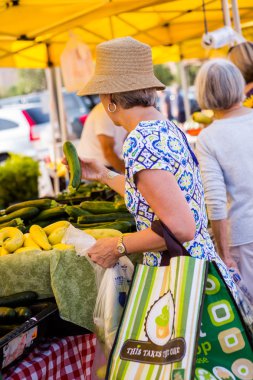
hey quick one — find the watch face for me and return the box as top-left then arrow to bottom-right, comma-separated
117,243 -> 125,254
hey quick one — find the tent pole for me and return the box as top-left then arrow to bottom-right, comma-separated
55,67 -> 68,143
179,60 -> 191,121
222,0 -> 231,27
45,68 -> 60,195
231,0 -> 242,34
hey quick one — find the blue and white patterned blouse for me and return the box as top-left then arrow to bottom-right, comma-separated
123,120 -> 239,299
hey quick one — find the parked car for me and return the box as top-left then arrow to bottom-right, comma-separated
0,91 -> 99,139
0,104 -> 52,159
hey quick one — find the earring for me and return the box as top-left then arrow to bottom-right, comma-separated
108,102 -> 117,113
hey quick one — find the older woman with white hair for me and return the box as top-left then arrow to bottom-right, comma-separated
195,59 -> 253,298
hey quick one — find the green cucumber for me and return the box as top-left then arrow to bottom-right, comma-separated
64,206 -> 91,219
77,213 -> 133,224
74,221 -> 133,232
0,218 -> 24,229
0,291 -> 38,308
0,307 -> 16,323
5,199 -> 57,214
15,307 -> 32,322
0,325 -> 19,337
80,201 -> 117,214
63,141 -> 81,194
72,222 -> 111,229
84,221 -> 132,233
33,207 -> 67,222
114,200 -> 128,212
0,207 -> 39,224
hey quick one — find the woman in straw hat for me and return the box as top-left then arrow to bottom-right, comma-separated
74,37 -> 239,299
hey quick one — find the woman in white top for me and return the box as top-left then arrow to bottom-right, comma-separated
195,59 -> 253,298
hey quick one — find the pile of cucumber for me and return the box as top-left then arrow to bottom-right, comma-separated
0,291 -> 38,337
0,198 -> 67,232
67,200 -> 135,233
0,139 -> 135,234
0,197 -> 135,234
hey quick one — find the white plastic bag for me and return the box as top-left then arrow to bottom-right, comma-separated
62,224 -> 105,287
94,256 -> 134,353
60,33 -> 94,92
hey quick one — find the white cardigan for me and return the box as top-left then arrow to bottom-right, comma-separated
196,112 -> 253,246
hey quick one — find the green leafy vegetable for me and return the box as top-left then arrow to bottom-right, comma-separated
0,154 -> 39,209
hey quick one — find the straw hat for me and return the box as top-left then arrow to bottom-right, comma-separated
77,37 -> 165,96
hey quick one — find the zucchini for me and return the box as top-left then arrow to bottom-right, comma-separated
72,222 -> 111,229
33,207 -> 67,222
75,221 -> 132,232
114,200 -> 128,212
0,291 -> 38,308
5,199 -> 57,214
0,307 -> 16,323
80,201 -> 117,214
63,141 -> 81,194
0,207 -> 39,224
64,206 -> 90,219
105,221 -> 133,232
15,307 -> 32,322
0,325 -> 19,337
77,213 -> 133,224
30,302 -> 53,315
0,218 -> 24,229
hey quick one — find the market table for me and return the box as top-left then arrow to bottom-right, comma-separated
2,334 -> 96,380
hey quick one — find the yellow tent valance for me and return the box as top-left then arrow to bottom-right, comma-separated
0,0 -> 252,67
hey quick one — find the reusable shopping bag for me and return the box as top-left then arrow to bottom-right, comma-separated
107,221 -> 253,380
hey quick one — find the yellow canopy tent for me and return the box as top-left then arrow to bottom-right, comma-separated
0,0 -> 251,192
0,0 -> 252,67
0,0 -> 172,68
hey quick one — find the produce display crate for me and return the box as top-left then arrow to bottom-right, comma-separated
0,300 -> 90,370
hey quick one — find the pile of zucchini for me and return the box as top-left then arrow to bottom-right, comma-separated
0,197 -> 135,235
0,198 -> 68,232
0,291 -> 38,337
67,200 -> 135,233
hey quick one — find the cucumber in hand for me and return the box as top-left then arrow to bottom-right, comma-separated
63,141 -> 82,194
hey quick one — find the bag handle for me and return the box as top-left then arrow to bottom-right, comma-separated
151,220 -> 190,266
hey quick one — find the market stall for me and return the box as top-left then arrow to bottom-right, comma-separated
0,166 -> 136,379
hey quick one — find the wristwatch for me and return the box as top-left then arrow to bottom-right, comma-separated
116,234 -> 127,256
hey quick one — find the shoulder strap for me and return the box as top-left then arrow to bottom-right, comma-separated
151,220 -> 190,266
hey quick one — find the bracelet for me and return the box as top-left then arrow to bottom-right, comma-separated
106,170 -> 120,180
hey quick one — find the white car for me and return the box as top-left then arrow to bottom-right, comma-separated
0,104 -> 53,160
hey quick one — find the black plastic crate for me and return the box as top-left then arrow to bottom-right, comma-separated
0,300 -> 91,370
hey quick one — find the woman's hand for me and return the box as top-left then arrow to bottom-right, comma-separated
224,256 -> 240,272
62,157 -> 107,182
87,237 -> 120,268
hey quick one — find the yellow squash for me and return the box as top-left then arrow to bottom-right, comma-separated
192,112 -> 213,125
53,243 -> 75,250
84,228 -> 122,240
29,225 -> 52,250
14,247 -> 38,254
0,247 -> 9,256
0,227 -> 24,252
48,226 -> 67,245
44,221 -> 70,236
23,233 -> 41,249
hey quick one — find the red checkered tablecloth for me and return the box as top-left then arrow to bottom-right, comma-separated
2,334 -> 96,380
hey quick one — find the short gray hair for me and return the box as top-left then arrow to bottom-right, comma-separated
110,88 -> 157,109
228,41 -> 253,84
195,59 -> 245,110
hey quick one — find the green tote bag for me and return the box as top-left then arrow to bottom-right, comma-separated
106,222 -> 253,380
